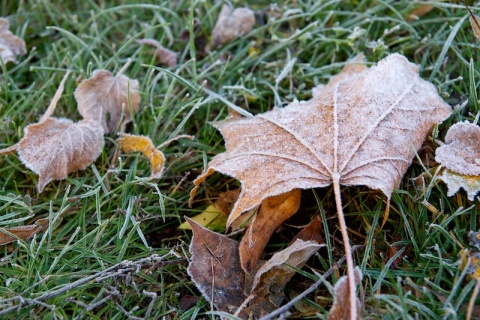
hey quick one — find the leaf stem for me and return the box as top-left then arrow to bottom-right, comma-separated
332,174 -> 357,320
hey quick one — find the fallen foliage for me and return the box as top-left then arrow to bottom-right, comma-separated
211,5 -> 255,48
0,17 -> 26,64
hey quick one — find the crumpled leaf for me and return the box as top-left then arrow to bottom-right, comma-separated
211,5 -> 255,48
0,218 -> 48,245
240,189 -> 301,274
136,38 -> 177,67
435,122 -> 480,176
291,215 -> 324,245
249,239 -> 324,317
191,53 -> 452,226
327,267 -> 363,320
0,18 -> 27,64
435,122 -> 480,200
18,118 -> 104,192
117,133 -> 165,179
0,72 -> 105,192
75,69 -> 141,133
187,218 -> 322,318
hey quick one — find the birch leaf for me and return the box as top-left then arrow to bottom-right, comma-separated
211,5 -> 255,48
0,18 -> 27,64
18,118 -> 104,192
191,53 -> 452,226
75,70 -> 141,133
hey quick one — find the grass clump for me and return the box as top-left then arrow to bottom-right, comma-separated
0,0 -> 479,318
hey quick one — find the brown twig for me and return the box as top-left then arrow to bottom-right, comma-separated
258,244 -> 364,320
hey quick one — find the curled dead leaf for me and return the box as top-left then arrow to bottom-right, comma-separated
240,189 -> 301,274
75,69 -> 141,133
211,5 -> 255,48
117,133 -> 165,179
136,38 -> 177,67
0,18 -> 27,64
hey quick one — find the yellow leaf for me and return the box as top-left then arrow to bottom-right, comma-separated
179,205 -> 227,231
117,133 -> 165,178
459,248 -> 480,280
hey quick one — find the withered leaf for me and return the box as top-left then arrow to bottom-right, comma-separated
136,38 -> 177,67
327,267 -> 363,320
240,189 -> 301,274
435,122 -> 480,201
191,54 -> 452,226
75,69 -> 141,133
405,4 -> 434,21
435,122 -> 480,176
248,239 -> 323,318
291,215 -> 324,245
211,5 -> 255,48
178,205 -> 227,231
0,218 -> 48,245
117,133 -> 165,178
0,18 -> 27,64
18,118 -> 104,192
186,217 -> 247,314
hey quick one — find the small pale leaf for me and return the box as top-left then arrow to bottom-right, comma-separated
0,18 -> 26,64
438,169 -> 480,201
17,118 -> 104,192
211,5 -> 255,48
117,133 -> 165,178
327,267 -> 363,320
75,69 -> 141,133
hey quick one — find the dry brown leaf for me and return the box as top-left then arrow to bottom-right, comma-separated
463,2 -> 480,40
248,239 -> 323,318
240,189 -> 301,274
75,69 -> 141,133
211,5 -> 255,48
0,18 -> 27,64
117,133 -> 165,178
18,118 -> 104,192
186,217 -> 248,314
191,53 -> 452,226
136,38 -> 177,67
327,267 -> 363,320
0,218 -> 49,245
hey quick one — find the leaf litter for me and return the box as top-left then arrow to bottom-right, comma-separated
190,53 -> 452,318
211,5 -> 256,48
186,217 -> 323,318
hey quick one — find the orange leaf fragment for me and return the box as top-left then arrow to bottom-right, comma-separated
0,18 -> 26,64
75,69 -> 141,133
405,4 -> 434,21
211,5 -> 255,48
136,38 -> 177,67
117,133 -> 165,178
239,189 -> 301,274
327,267 -> 363,319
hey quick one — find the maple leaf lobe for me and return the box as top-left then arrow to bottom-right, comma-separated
192,54 -> 452,226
